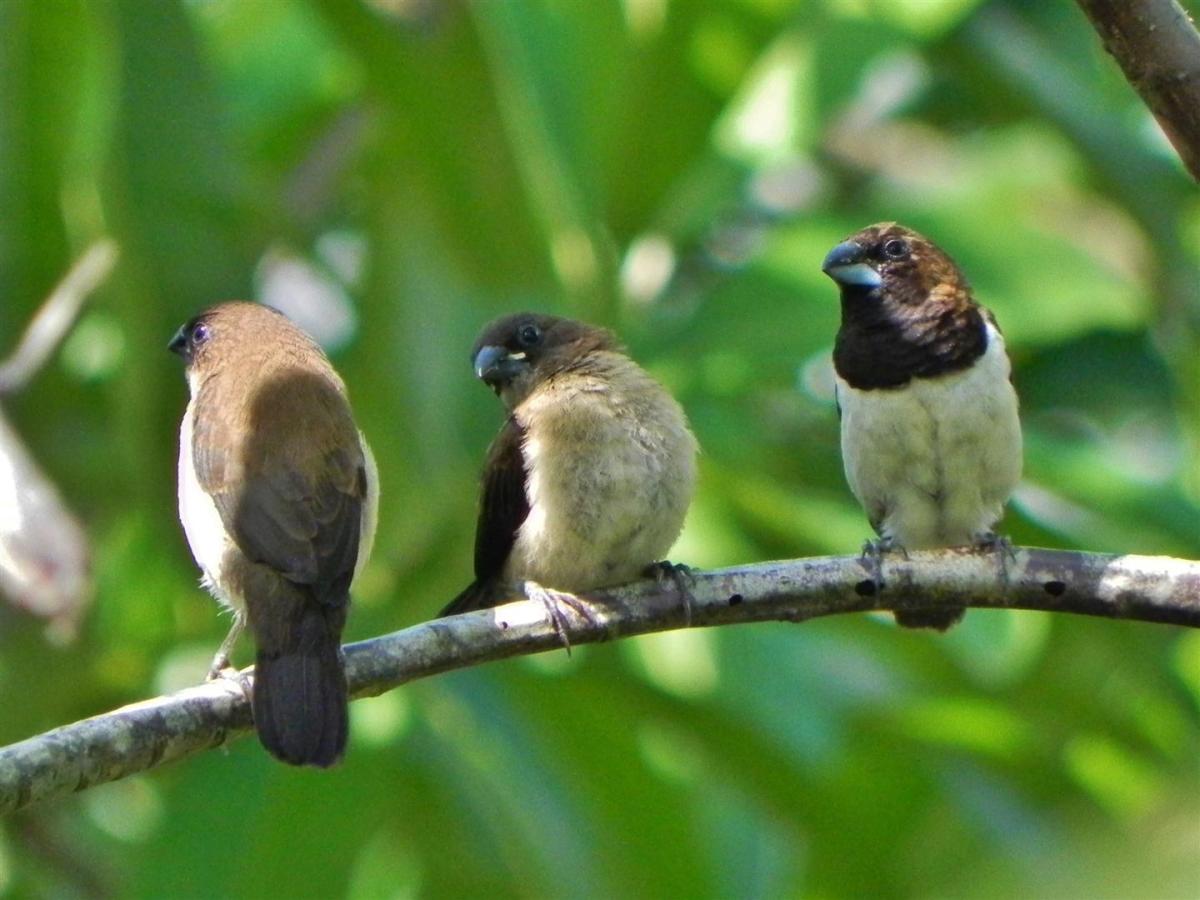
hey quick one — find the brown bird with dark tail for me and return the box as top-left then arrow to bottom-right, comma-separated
171,302 -> 378,766
441,313 -> 697,633
822,223 -> 1022,630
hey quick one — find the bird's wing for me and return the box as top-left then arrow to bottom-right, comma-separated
473,416 -> 530,584
192,371 -> 366,607
438,417 -> 529,618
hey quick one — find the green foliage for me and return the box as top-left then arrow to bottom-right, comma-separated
2,0 -> 1199,896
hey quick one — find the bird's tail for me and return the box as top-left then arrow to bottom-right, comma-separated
894,606 -> 965,631
252,600 -> 349,767
439,580 -> 505,617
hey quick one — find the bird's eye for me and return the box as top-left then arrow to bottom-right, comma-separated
189,322 -> 211,347
516,324 -> 542,347
882,239 -> 909,259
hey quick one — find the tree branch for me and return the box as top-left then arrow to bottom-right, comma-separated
0,240 -> 118,628
0,240 -> 119,395
1075,0 -> 1200,182
2,546 -> 1198,815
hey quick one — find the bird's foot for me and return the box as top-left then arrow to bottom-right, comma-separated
522,581 -> 598,655
206,617 -> 245,681
974,531 -> 1015,592
206,650 -> 234,682
643,560 -> 696,625
974,530 -> 1015,559
859,536 -> 903,592
207,662 -> 253,703
861,538 -> 959,630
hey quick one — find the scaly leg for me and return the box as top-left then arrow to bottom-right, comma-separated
207,614 -> 253,702
207,614 -> 245,681
522,581 -> 599,655
863,537 -> 960,630
974,531 -> 1015,592
643,560 -> 696,625
859,536 -> 901,593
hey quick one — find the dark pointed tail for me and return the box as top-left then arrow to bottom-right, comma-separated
252,604 -> 348,767
439,579 -> 504,617
894,606 -> 965,631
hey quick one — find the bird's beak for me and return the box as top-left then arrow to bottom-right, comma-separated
473,345 -> 528,388
168,326 -> 188,357
822,241 -> 882,289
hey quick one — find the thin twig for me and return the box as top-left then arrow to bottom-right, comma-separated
1075,0 -> 1200,182
1,546 -> 1197,816
0,240 -> 119,395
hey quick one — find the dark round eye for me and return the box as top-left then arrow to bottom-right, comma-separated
882,238 -> 909,259
516,323 -> 542,347
189,321 -> 211,347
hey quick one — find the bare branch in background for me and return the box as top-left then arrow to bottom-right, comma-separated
1,546 -> 1197,815
1075,0 -> 1200,182
0,240 -> 119,395
0,239 -> 118,633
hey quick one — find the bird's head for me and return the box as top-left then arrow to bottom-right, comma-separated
169,302 -> 329,391
821,222 -> 970,309
470,313 -> 618,409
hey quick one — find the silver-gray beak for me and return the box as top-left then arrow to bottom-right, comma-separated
822,241 -> 882,289
473,344 -> 527,387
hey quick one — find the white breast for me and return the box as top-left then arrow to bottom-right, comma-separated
355,431 -> 380,580
177,403 -> 240,612
835,321 -> 1022,549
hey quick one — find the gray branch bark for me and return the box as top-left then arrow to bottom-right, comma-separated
3,546 -> 1199,816
1075,0 -> 1200,182
0,240 -> 119,395
0,239 -> 118,627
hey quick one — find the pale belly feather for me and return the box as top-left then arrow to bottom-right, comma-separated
177,404 -> 241,612
836,323 -> 1021,549
508,383 -> 696,591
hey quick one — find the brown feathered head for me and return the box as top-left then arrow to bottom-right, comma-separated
822,222 -> 972,309
470,312 -> 619,408
823,223 -> 988,389
168,302 -> 327,371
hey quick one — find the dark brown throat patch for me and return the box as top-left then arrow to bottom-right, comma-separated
833,292 -> 988,390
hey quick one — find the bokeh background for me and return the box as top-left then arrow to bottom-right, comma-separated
2,0 -> 1200,896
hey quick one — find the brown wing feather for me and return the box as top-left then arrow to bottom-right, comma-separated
440,417 -> 529,616
192,368 -> 365,608
473,417 -> 529,582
